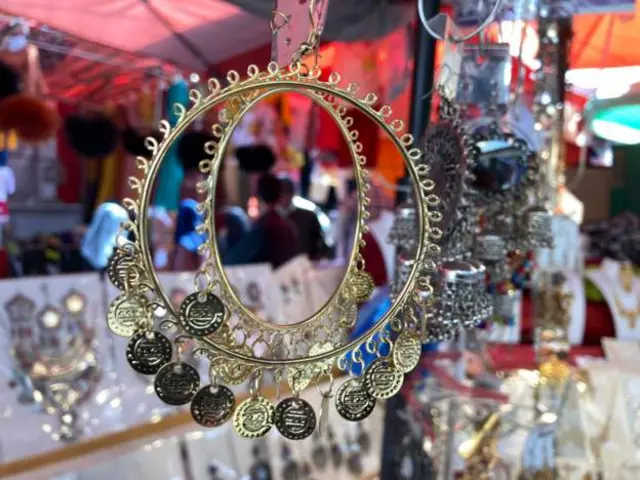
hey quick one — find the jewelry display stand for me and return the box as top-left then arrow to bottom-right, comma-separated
499,372 -> 593,480
554,382 -> 593,480
0,273 -> 122,462
578,362 -> 635,480
535,215 -> 584,275
585,259 -> 640,340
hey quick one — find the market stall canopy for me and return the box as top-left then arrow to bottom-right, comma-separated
225,0 -> 414,42
0,0 -> 414,72
0,21 -> 182,103
0,0 -> 271,71
571,0 -> 640,69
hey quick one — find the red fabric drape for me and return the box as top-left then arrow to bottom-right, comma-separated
56,103 -> 82,203
362,231 -> 388,286
315,105 -> 380,168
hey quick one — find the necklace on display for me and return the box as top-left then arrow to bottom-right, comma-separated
613,295 -> 640,329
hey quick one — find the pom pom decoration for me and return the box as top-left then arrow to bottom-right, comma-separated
177,130 -> 216,172
235,144 -> 276,173
122,127 -> 162,157
0,61 -> 20,100
64,114 -> 119,158
0,94 -> 59,143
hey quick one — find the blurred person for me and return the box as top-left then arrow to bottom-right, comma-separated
278,175 -> 329,261
225,173 -> 300,268
80,202 -> 128,271
170,199 -> 206,271
178,130 -> 226,206
217,206 -> 251,258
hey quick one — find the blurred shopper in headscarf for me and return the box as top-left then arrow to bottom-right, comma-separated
170,199 -> 207,271
80,202 -> 128,270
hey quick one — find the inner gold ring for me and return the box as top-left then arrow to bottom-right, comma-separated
206,86 -> 367,331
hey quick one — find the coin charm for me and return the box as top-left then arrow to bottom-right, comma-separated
287,342 -> 334,392
233,396 -> 275,439
351,271 -> 375,303
126,331 -> 172,375
107,293 -> 148,337
211,347 -> 253,385
107,250 -> 139,291
287,365 -> 314,392
310,342 -> 335,372
363,358 -> 403,399
212,358 -> 252,385
393,331 -> 422,373
335,378 -> 377,421
179,292 -> 226,337
190,385 -> 235,427
275,397 -> 317,440
154,362 -> 200,406
339,300 -> 358,327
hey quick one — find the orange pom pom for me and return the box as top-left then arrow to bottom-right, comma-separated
0,94 -> 59,143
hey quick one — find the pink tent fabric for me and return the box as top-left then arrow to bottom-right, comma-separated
0,0 -> 270,70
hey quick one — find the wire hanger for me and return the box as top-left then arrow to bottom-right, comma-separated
418,0 -> 506,43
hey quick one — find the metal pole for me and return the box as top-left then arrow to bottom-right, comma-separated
397,0 -> 440,206
381,4 -> 441,479
409,2 -> 440,143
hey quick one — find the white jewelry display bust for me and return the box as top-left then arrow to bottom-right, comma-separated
586,259 -> 640,340
536,215 -> 584,274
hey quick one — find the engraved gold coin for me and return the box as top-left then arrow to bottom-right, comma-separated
211,346 -> 253,385
179,292 -> 225,337
339,300 -> 358,327
233,396 -> 275,439
351,271 -> 375,303
275,397 -> 316,440
107,293 -> 148,337
212,358 -> 253,385
107,249 -> 140,291
190,385 -> 235,428
287,342 -> 334,392
363,358 -> 403,399
287,365 -> 314,393
335,378 -> 376,422
393,331 -> 422,373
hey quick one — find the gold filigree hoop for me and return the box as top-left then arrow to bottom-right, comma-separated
107,61 -> 443,438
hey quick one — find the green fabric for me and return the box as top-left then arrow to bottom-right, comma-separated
610,187 -> 627,217
594,104 -> 640,131
584,276 -> 605,303
153,79 -> 189,211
